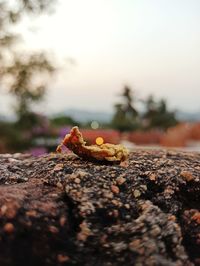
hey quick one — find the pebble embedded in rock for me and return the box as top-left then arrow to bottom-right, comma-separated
111,185 -> 120,194
4,223 -> 15,234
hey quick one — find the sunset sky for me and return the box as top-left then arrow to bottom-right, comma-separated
0,0 -> 200,116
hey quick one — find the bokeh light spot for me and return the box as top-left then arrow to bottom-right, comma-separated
91,121 -> 99,129
96,137 -> 104,145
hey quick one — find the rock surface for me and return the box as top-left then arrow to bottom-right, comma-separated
0,150 -> 199,266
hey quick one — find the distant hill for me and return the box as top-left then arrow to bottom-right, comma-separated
52,109 -> 200,124
0,114 -> 15,122
176,111 -> 200,122
52,109 -> 113,123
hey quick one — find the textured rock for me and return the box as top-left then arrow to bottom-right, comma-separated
0,150 -> 199,265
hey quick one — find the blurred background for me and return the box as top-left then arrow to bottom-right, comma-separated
0,0 -> 200,155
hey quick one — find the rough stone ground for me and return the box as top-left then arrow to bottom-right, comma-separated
0,150 -> 199,266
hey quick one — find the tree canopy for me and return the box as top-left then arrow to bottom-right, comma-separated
0,0 -> 57,151
143,95 -> 177,130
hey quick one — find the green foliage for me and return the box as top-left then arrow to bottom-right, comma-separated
112,87 -> 177,132
112,86 -> 139,132
0,121 -> 28,152
50,115 -> 79,127
15,111 -> 43,129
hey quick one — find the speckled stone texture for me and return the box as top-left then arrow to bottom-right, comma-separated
0,150 -> 199,266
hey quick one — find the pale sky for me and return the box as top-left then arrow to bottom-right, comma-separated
0,0 -> 200,116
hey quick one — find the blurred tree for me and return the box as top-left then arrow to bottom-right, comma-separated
144,95 -> 157,115
0,0 -> 56,129
142,95 -> 157,128
0,0 -> 57,151
112,86 -> 140,131
1,53 -> 54,128
143,96 -> 177,130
